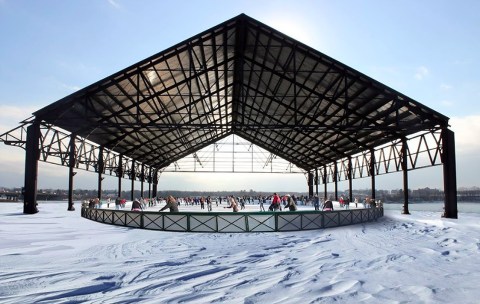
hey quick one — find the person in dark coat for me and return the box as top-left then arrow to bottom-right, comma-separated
115,196 -> 122,210
313,194 -> 320,211
131,200 -> 142,211
88,199 -> 95,209
323,198 -> 334,211
284,194 -> 298,211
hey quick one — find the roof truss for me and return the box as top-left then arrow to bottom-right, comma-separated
31,14 -> 449,173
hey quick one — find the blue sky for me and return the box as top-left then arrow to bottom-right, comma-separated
1,0 -> 479,192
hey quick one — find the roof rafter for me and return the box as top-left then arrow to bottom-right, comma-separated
30,14 -> 449,173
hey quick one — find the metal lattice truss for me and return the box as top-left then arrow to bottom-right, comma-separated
0,119 -> 162,183
165,134 -> 302,173
319,130 -> 444,183
1,118 -> 446,183
1,14 -> 450,182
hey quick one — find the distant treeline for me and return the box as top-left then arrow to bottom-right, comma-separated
1,187 -> 480,202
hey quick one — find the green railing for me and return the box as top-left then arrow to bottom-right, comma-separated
81,207 -> 384,233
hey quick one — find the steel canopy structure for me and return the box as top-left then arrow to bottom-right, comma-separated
0,14 -> 457,218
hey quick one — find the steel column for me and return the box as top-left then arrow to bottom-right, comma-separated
131,160 -> 135,201
348,156 -> 353,202
23,121 -> 40,214
370,149 -> 376,201
148,167 -> 152,199
152,169 -> 158,198
334,161 -> 338,201
308,171 -> 314,197
315,168 -> 319,196
401,137 -> 410,214
117,155 -> 123,197
67,134 -> 76,211
140,163 -> 144,198
442,128 -> 458,219
97,146 -> 104,201
323,165 -> 327,199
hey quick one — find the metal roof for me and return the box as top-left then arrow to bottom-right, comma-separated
33,14 -> 449,172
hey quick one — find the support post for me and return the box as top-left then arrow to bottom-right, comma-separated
152,169 -> 158,198
442,128 -> 458,219
148,167 -> 152,199
131,160 -> 135,201
67,134 -> 76,211
334,161 -> 338,201
24,121 -> 40,214
315,168 -> 319,196
140,163 -> 144,198
348,156 -> 353,202
323,165 -> 327,199
370,149 -> 376,201
97,146 -> 104,201
117,155 -> 123,198
401,138 -> 410,214
308,171 -> 314,197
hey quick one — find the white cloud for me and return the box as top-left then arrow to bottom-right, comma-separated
0,144 -> 25,187
159,172 -> 306,192
450,115 -> 480,154
107,0 -> 121,9
440,83 -> 453,90
263,12 -> 316,46
61,83 -> 81,92
441,100 -> 454,107
414,66 -> 429,80
0,105 -> 37,134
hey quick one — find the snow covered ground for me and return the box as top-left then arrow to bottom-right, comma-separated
1,202 -> 479,303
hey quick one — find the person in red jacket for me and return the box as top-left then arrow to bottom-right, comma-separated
269,193 -> 281,211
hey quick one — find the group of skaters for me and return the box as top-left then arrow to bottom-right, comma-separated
86,193 -> 380,213
85,197 -> 126,209
260,193 -> 298,212
312,195 -> 379,211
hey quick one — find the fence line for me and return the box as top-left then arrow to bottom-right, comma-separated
81,207 -> 384,233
